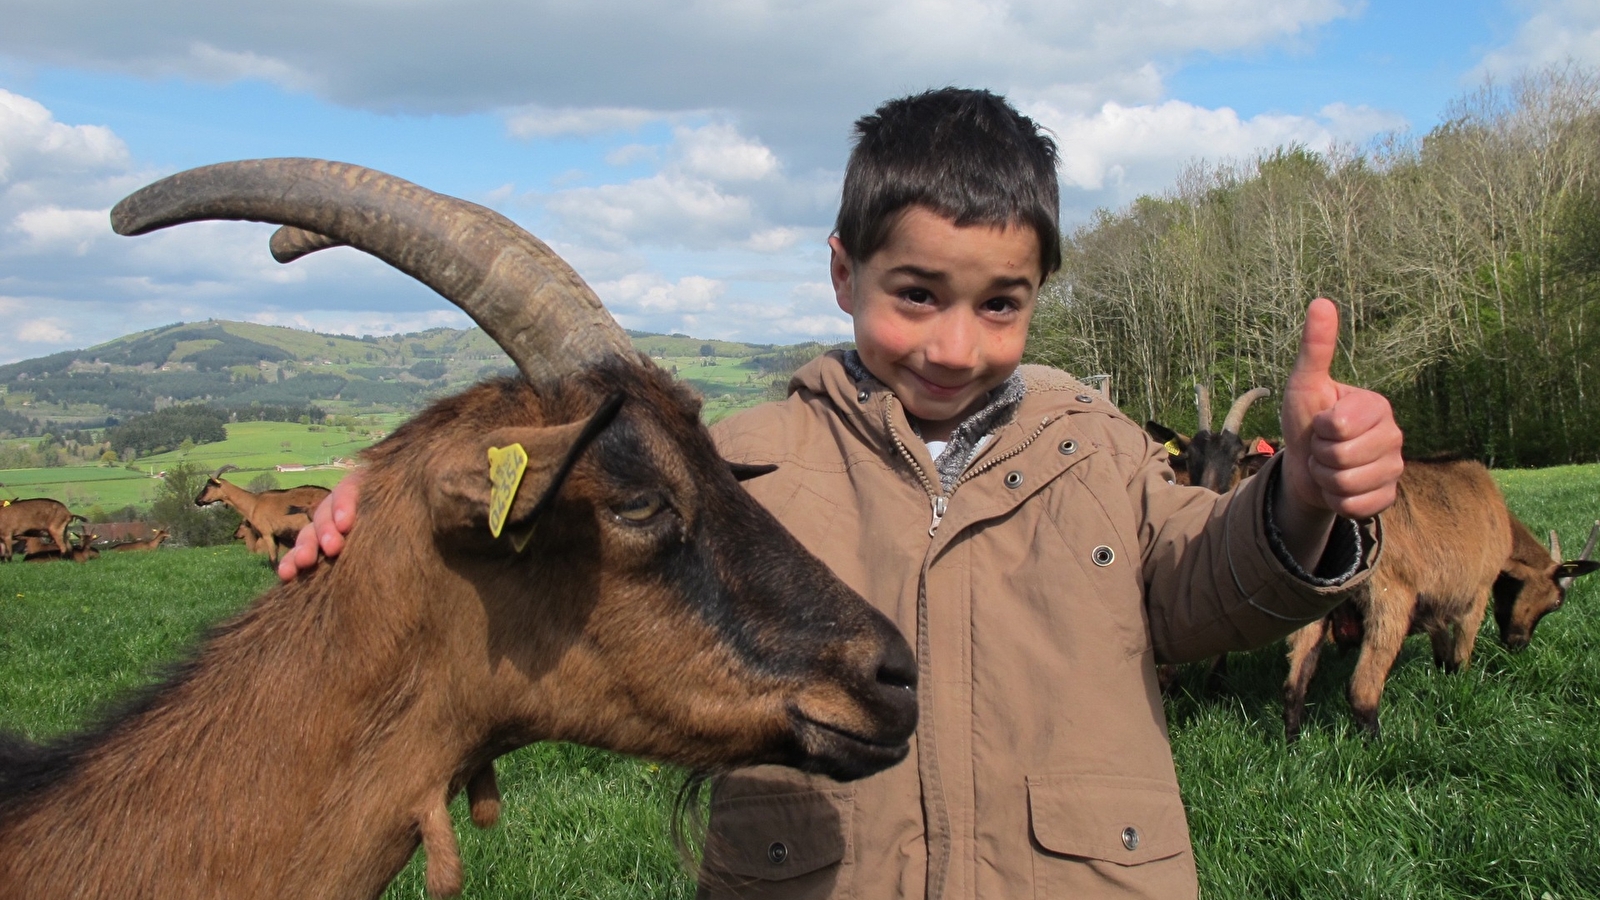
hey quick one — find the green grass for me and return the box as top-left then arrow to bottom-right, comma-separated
4,468 -> 1599,897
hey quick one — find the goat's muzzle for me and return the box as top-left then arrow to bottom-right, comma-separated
783,613 -> 917,781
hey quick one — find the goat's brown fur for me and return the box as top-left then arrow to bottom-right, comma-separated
194,478 -> 330,563
0,365 -> 917,899
1281,458 -> 1599,740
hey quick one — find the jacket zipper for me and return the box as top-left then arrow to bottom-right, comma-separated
884,405 -> 946,535
889,405 -> 1056,536
951,415 -> 1054,490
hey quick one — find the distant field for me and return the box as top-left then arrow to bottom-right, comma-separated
0,420 -> 370,511
1,466 -> 1597,897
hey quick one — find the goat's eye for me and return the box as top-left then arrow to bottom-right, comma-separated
612,493 -> 666,523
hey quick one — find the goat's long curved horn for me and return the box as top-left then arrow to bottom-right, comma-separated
110,159 -> 633,382
213,464 -> 239,478
1196,384 -> 1212,433
1550,529 -> 1563,563
1221,387 -> 1272,435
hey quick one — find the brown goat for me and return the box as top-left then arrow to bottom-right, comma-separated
109,529 -> 170,552
234,521 -> 265,554
0,498 -> 85,562
0,159 -> 918,899
1281,457 -> 1600,740
193,469 -> 330,563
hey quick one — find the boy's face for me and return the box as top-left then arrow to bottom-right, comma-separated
831,205 -> 1041,442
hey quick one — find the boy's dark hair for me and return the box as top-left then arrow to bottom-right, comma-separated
835,88 -> 1061,278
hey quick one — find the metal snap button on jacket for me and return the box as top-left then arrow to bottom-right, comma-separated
857,390 -> 870,403
1092,545 -> 1115,566
1004,470 -> 1024,489
1121,826 -> 1140,851
1075,393 -> 1094,403
768,841 -> 788,864
1058,439 -> 1077,455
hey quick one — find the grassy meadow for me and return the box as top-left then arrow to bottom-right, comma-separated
2,467 -> 1598,898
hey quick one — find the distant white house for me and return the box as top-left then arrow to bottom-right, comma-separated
276,464 -> 309,473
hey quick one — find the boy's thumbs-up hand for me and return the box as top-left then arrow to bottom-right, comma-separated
1279,298 -> 1404,522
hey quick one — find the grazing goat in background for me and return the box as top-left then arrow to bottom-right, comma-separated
1282,457 -> 1600,740
193,469 -> 330,563
0,498 -> 85,563
0,159 -> 918,900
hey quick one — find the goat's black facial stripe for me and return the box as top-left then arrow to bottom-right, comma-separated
524,393 -> 627,523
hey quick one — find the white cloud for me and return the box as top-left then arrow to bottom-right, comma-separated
10,206 -> 109,254
505,106 -> 662,139
597,272 -> 725,315
674,123 -> 778,181
0,89 -> 128,185
1026,99 -> 1404,220
1477,0 -> 1600,76
16,318 -> 72,343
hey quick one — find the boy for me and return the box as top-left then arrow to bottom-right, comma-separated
283,89 -> 1403,899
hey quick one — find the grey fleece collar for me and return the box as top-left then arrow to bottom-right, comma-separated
842,350 -> 1026,492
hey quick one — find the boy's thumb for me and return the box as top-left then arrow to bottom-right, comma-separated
1290,298 -> 1339,388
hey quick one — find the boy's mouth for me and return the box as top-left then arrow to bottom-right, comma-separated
905,367 -> 971,400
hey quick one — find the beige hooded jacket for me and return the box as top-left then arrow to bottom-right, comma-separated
698,352 -> 1378,900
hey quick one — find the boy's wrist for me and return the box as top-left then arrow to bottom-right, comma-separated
1265,465 -> 1361,584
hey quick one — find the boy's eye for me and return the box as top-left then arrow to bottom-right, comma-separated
900,288 -> 935,305
983,296 -> 1019,313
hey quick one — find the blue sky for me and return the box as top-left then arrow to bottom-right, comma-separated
1,0 -> 1596,362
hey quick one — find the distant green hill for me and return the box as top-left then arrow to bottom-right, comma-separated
0,319 -> 845,437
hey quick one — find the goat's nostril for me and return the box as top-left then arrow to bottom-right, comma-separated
875,640 -> 918,691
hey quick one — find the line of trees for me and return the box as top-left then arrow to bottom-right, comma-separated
1028,64 -> 1600,467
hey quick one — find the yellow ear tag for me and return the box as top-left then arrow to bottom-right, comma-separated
1163,439 -> 1181,456
486,443 -> 530,539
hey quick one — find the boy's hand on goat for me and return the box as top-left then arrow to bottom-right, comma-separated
1278,298 -> 1404,546
278,468 -> 363,581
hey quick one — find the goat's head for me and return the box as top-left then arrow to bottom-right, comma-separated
1494,520 -> 1600,651
1147,385 -> 1272,493
112,159 -> 917,781
194,465 -> 239,506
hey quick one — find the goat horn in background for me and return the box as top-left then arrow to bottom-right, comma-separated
1550,529 -> 1563,563
1581,520 -> 1600,562
213,464 -> 239,478
110,159 -> 634,382
269,226 -> 347,263
1221,387 -> 1272,435
1196,384 -> 1212,433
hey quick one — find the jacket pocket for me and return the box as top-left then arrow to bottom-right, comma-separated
698,788 -> 854,900
1027,774 -> 1196,899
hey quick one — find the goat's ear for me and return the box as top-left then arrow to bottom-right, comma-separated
728,461 -> 778,481
1145,421 -> 1188,458
429,394 -> 625,538
1557,559 -> 1600,580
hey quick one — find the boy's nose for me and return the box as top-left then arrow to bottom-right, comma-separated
925,310 -> 978,370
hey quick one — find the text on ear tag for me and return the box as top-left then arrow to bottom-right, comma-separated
486,443 -> 530,539
1163,439 -> 1181,456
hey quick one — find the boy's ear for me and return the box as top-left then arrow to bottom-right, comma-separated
828,235 -> 856,315
428,395 -> 625,540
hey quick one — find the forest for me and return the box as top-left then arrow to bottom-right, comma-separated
1028,64 -> 1600,467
